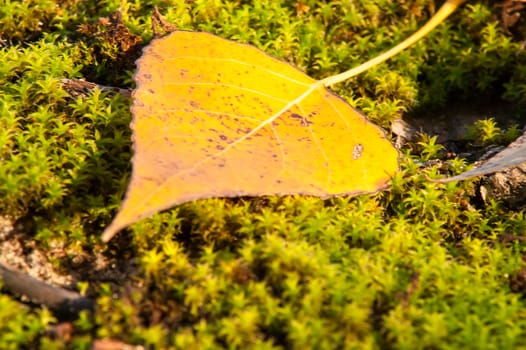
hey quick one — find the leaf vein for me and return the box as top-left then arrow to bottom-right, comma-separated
166,56 -> 312,87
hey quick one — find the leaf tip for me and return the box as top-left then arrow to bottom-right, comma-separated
101,223 -> 121,242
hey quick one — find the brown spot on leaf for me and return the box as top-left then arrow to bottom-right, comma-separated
352,144 -> 364,160
290,113 -> 313,126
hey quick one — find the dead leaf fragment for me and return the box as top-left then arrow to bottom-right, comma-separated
437,131 -> 526,183
497,0 -> 526,34
102,31 -> 399,241
91,339 -> 144,350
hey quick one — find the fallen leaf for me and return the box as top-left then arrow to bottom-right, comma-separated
436,131 -> 526,183
91,339 -> 144,350
100,31 -> 399,241
101,0 -> 469,241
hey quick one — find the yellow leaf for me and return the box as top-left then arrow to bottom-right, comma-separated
102,0 -> 466,241
101,31 -> 397,241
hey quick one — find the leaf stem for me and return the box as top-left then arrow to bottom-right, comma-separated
320,0 -> 468,87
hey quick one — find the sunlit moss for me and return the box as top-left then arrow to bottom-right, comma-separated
1,0 -> 526,348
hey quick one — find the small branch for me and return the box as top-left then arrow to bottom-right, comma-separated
152,6 -> 178,37
0,261 -> 94,320
60,78 -> 131,98
498,233 -> 526,244
320,0 -> 468,87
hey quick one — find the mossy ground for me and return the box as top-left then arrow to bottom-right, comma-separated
1,0 -> 526,349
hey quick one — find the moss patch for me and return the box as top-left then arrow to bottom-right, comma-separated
1,0 -> 526,348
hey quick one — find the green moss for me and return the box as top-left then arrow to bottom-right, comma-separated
0,292 -> 55,349
1,0 -> 526,348
464,117 -> 522,147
